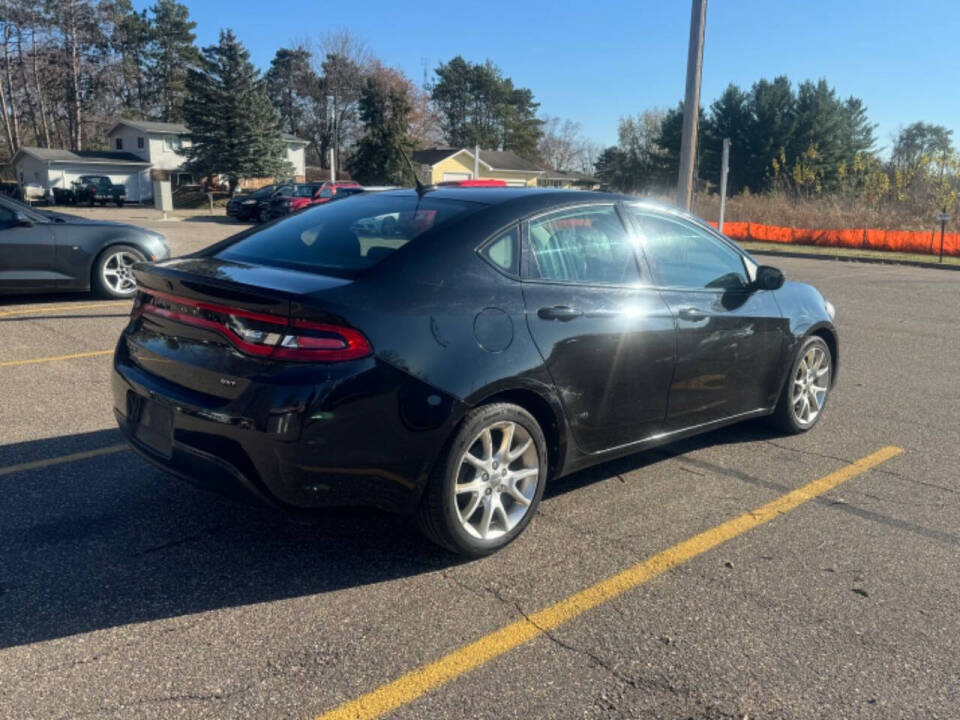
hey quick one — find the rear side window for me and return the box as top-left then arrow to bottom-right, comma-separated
218,193 -> 480,277
628,211 -> 747,289
482,227 -> 518,274
526,205 -> 640,285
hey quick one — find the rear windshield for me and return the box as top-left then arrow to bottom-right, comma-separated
218,192 -> 480,277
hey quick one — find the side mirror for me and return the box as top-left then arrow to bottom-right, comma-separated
15,212 -> 33,228
755,265 -> 785,291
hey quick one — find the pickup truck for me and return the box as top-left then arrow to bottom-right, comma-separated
71,175 -> 126,206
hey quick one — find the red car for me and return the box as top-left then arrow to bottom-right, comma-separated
266,182 -> 364,220
309,181 -> 364,207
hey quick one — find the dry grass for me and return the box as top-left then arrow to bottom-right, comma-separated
689,191 -> 945,233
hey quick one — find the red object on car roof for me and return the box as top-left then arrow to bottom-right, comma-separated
437,179 -> 508,187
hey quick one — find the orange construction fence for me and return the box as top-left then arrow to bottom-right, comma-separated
707,221 -> 960,258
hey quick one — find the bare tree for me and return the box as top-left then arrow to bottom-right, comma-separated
538,115 -> 600,173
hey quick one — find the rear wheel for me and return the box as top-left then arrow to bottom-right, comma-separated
417,403 -> 546,557
771,336 -> 832,433
92,245 -> 144,298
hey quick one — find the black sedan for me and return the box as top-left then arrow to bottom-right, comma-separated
0,194 -> 169,298
113,189 -> 838,556
225,184 -> 283,222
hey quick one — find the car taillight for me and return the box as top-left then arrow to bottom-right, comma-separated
135,289 -> 371,362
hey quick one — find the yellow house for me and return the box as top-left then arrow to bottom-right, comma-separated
412,148 -> 542,187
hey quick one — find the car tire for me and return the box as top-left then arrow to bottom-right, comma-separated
417,403 -> 547,557
92,244 -> 145,299
770,335 -> 833,434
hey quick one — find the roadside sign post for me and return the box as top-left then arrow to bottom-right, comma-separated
938,210 -> 949,263
718,137 -> 730,233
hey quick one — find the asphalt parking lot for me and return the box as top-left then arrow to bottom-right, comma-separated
2,208 -> 959,719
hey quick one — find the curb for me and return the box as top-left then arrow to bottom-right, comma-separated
746,247 -> 960,272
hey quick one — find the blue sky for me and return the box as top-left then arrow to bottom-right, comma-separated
140,0 -> 959,155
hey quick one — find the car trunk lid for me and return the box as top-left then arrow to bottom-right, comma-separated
126,257 -> 363,400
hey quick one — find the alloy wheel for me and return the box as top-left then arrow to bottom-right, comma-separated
791,345 -> 830,425
101,250 -> 139,295
454,421 -> 539,541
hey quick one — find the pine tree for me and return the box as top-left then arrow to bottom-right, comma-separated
348,75 -> 414,185
146,0 -> 197,121
265,46 -> 315,136
183,29 -> 288,193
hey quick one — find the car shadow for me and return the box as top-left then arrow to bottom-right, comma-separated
0,292 -> 102,306
0,422 -> 780,649
182,215 -> 251,225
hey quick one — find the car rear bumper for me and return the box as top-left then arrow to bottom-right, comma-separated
112,338 -> 464,514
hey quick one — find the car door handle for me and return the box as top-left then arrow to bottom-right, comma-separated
678,307 -> 707,321
538,305 -> 582,321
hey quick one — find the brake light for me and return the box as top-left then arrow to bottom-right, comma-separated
135,289 -> 371,362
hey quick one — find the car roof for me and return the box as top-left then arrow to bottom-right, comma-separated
374,186 -> 635,209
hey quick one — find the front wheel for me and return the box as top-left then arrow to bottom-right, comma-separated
770,335 -> 833,433
92,245 -> 145,298
417,403 -> 547,557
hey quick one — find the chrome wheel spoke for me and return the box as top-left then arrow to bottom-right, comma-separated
455,479 -> 485,495
478,498 -> 494,537
492,495 -> 511,531
462,452 -> 486,471
510,467 -> 538,482
460,492 -> 482,522
480,428 -> 493,462
498,422 -> 515,458
508,437 -> 532,462
504,481 -> 531,507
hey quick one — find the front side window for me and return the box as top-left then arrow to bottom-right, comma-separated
218,193 -> 479,277
628,210 -> 748,290
526,205 -> 640,285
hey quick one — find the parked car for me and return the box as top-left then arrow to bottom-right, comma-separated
265,183 -> 322,220
113,188 -> 838,556
226,185 -> 279,222
71,175 -> 126,206
0,194 -> 168,297
310,181 -> 363,207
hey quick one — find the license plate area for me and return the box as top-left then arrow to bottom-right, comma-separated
128,393 -> 173,458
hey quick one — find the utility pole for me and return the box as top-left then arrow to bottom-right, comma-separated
474,143 -> 480,179
328,95 -> 336,183
718,137 -> 730,232
677,0 -> 707,211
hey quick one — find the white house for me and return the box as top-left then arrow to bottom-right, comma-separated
12,118 -> 309,203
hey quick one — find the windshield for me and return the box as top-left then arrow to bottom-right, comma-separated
218,192 -> 480,277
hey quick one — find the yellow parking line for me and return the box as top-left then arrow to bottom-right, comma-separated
316,445 -> 904,720
0,301 -> 128,318
0,443 -> 128,477
0,349 -> 113,368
